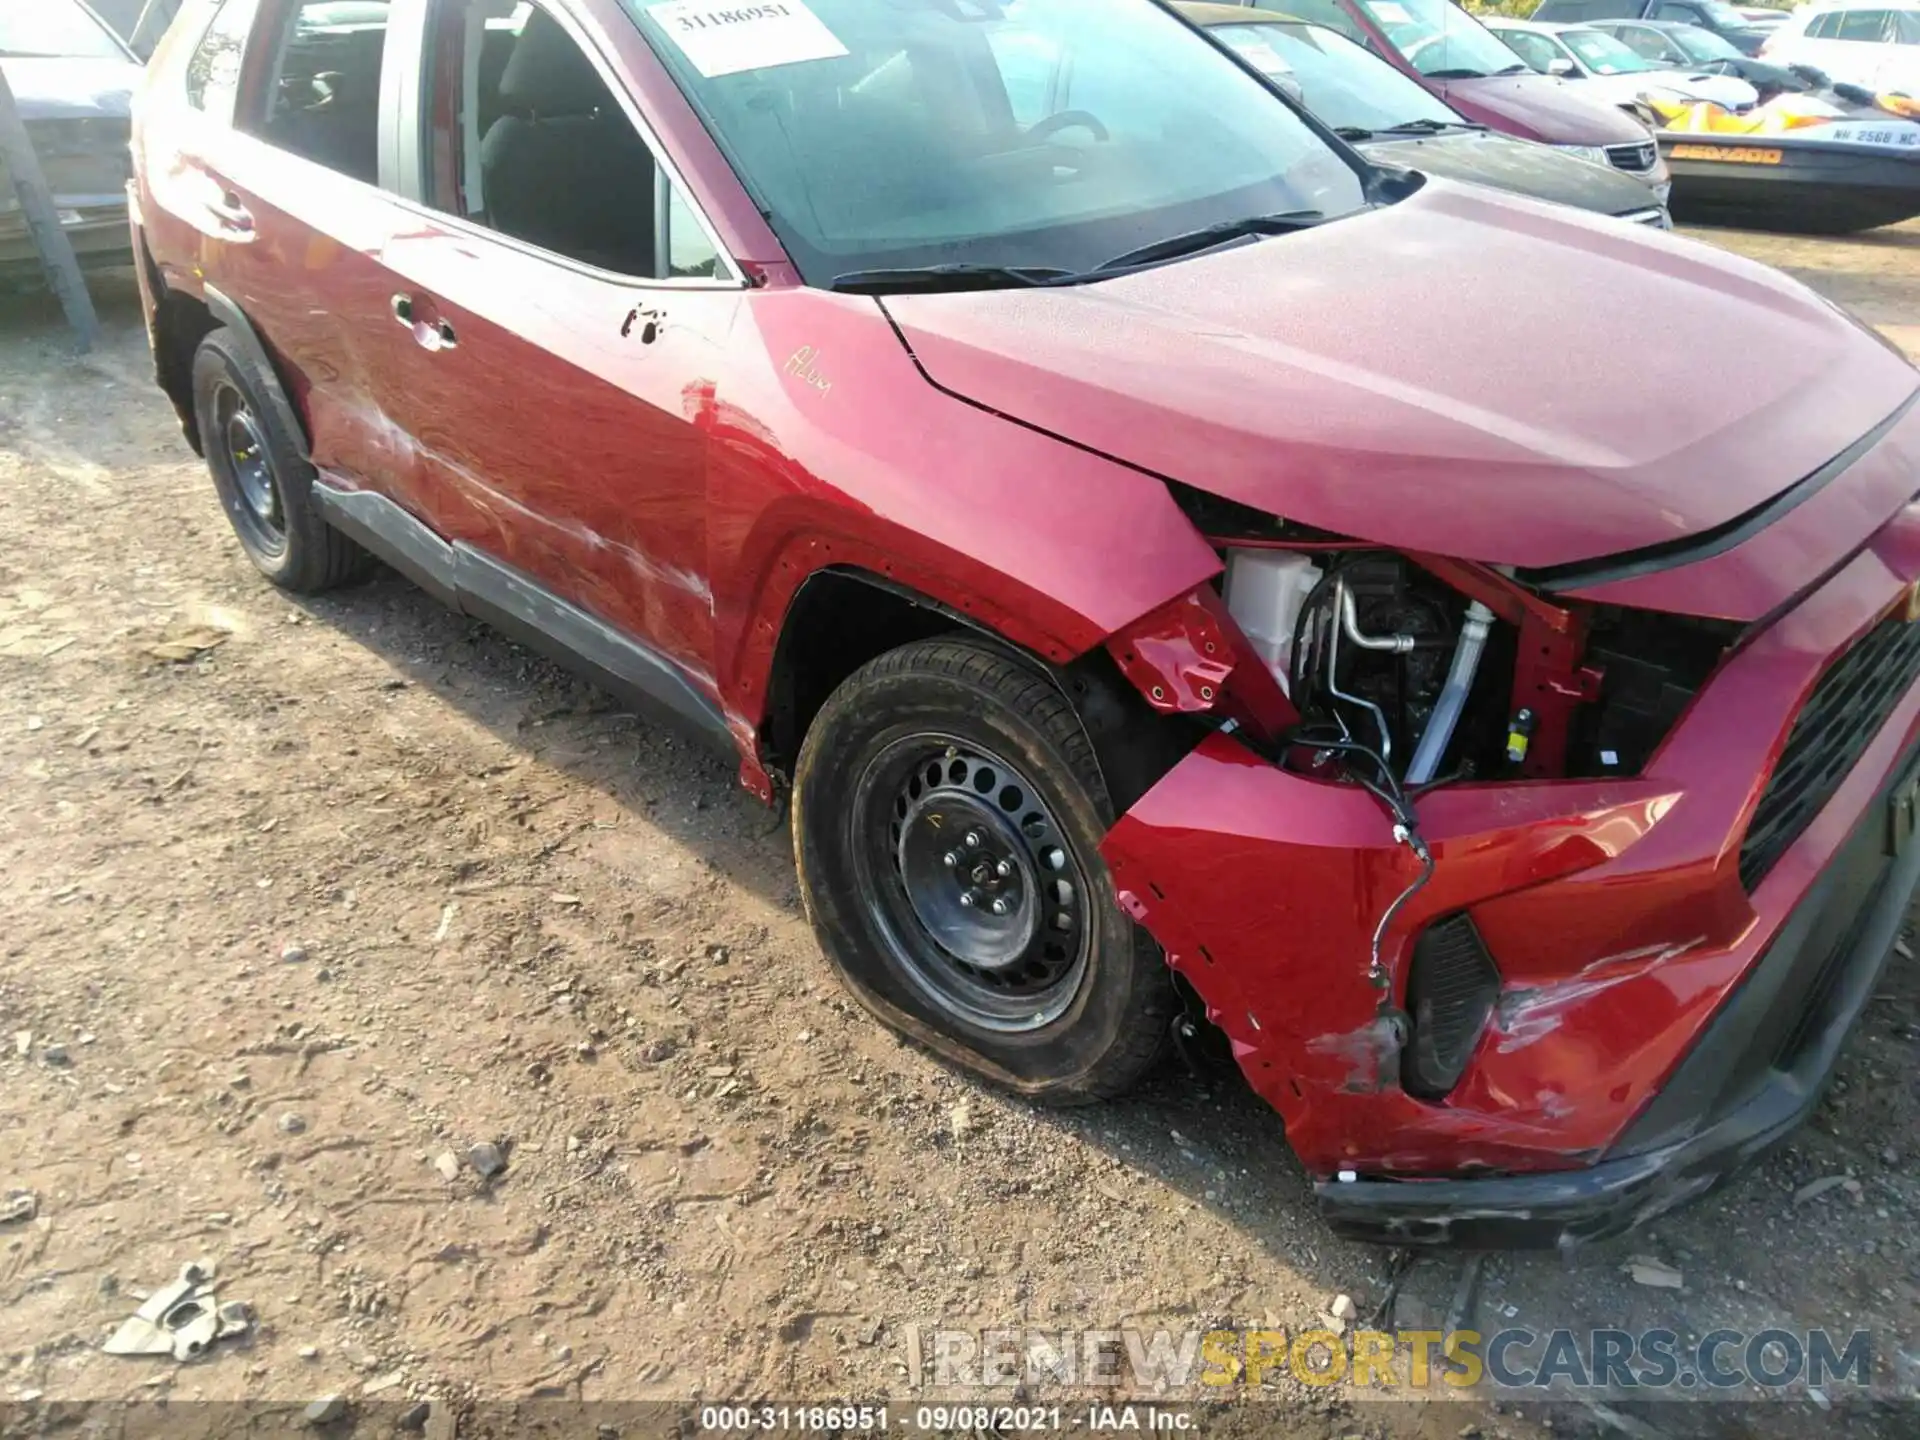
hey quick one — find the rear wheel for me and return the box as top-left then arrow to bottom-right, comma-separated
793,636 -> 1172,1102
191,328 -> 368,593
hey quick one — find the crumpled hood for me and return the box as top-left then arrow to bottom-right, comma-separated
1,56 -> 139,119
884,181 -> 1919,571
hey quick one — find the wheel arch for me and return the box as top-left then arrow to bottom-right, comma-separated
762,565 -> 1204,817
141,236 -> 216,455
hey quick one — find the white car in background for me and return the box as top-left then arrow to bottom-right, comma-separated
1757,1 -> 1920,92
1486,17 -> 1762,107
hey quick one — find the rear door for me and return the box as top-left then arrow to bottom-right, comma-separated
371,0 -> 744,676
175,0 -> 445,525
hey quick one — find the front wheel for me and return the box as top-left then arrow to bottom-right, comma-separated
793,637 -> 1172,1103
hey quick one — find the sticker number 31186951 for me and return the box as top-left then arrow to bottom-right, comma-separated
647,0 -> 850,78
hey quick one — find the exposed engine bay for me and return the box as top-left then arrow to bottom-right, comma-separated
1209,538 -> 1743,790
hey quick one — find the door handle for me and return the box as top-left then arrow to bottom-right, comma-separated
394,295 -> 456,351
209,190 -> 253,232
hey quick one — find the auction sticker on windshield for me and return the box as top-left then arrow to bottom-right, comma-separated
648,0 -> 848,77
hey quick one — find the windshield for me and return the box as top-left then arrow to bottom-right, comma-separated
0,0 -> 130,60
1668,23 -> 1741,60
1211,21 -> 1461,132
1354,0 -> 1527,78
624,0 -> 1367,286
1560,27 -> 1656,73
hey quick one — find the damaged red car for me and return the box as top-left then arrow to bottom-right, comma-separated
133,0 -> 1920,1247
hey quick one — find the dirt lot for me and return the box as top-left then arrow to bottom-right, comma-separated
4,221 -> 1920,1440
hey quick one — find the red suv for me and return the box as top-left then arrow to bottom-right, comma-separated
133,0 -> 1920,1247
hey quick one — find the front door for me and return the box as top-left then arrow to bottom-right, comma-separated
373,0 -> 738,679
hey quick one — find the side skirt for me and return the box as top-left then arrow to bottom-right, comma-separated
311,479 -> 733,754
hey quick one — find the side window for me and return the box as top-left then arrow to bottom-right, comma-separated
1252,0 -> 1367,43
245,0 -> 391,183
1651,4 -> 1699,23
1806,12 -> 1839,36
1893,10 -> 1920,42
1835,9 -> 1890,40
423,0 -> 721,281
185,0 -> 261,118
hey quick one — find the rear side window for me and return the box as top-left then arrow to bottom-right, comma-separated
186,0 -> 262,118
1651,3 -> 1701,22
245,0 -> 392,183
1835,9 -> 1890,39
1806,11 -> 1840,35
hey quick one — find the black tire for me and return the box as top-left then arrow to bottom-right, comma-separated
793,636 -> 1172,1103
191,327 -> 369,592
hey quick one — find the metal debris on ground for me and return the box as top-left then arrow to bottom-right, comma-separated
102,1262 -> 252,1362
1443,1253 -> 1485,1368
1623,1256 -> 1684,1290
143,625 -> 231,664
1793,1174 -> 1852,1205
2,1190 -> 37,1224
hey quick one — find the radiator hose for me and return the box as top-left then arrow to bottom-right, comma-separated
1406,601 -> 1494,785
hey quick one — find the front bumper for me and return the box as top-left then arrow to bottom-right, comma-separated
0,201 -> 133,274
1102,490 -> 1920,1247
1318,738 -> 1920,1247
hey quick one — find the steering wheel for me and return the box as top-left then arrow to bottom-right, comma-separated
1025,109 -> 1110,144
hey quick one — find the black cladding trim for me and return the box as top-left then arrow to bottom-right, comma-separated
311,479 -> 732,750
1523,390 -> 1919,594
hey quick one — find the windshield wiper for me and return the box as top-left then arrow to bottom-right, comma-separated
1332,125 -> 1377,141
1377,118 -> 1484,134
1493,63 -> 1533,76
1422,68 -> 1489,79
1090,211 -> 1325,274
826,263 -> 1080,295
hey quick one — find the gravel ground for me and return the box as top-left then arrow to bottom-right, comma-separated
2,218 -> 1918,1439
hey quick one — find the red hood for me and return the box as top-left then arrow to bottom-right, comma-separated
884,182 -> 1918,571
1434,73 -> 1650,145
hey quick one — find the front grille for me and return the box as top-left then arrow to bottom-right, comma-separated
1401,913 -> 1500,1099
1740,611 -> 1920,889
1606,141 -> 1659,174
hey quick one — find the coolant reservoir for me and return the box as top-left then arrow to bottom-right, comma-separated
1223,550 -> 1320,693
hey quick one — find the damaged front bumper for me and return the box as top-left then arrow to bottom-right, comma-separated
1101,503 -> 1920,1249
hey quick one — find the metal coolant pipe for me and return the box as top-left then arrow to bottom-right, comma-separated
1406,600 -> 1495,785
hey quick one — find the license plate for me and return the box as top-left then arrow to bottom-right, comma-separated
1669,144 -> 1784,165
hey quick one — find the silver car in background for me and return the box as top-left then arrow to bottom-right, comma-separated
0,1 -> 144,283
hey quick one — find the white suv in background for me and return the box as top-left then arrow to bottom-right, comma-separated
1759,0 -> 1920,92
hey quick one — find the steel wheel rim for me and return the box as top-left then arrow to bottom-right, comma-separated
215,382 -> 284,547
851,733 -> 1091,1032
